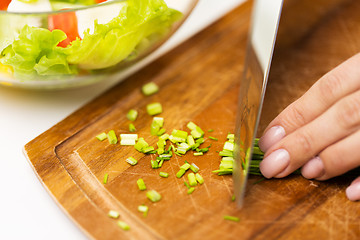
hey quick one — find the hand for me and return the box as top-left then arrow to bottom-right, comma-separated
258,53 -> 360,201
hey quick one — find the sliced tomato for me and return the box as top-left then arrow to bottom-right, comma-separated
48,11 -> 81,48
95,0 -> 108,3
0,0 -> 11,10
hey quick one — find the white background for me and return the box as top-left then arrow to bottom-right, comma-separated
0,0 -> 246,239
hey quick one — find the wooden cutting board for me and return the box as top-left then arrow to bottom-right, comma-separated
24,1 -> 360,239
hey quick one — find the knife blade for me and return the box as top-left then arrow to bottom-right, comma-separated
233,0 -> 284,207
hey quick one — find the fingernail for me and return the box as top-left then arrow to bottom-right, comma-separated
346,181 -> 360,201
301,156 -> 325,179
259,126 -> 286,152
259,149 -> 290,178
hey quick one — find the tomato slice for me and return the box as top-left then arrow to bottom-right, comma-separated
0,0 -> 11,10
48,11 -> 81,48
95,0 -> 108,3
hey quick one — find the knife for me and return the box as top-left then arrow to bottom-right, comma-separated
233,0 -> 284,207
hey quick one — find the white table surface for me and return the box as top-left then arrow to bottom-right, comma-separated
0,0 -> 246,239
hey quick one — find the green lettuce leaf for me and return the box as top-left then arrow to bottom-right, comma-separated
0,25 -> 77,80
62,0 -> 182,69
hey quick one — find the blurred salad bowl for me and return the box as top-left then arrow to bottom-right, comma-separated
0,0 -> 198,89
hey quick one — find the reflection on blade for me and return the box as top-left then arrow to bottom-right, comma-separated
233,0 -> 284,208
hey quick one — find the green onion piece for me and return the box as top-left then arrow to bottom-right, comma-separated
227,133 -> 235,140
231,195 -> 236,201
159,133 -> 169,141
174,152 -> 183,157
126,109 -> 138,121
171,129 -> 188,140
134,138 -> 149,152
186,121 -> 197,130
195,138 -> 205,144
187,135 -> 195,148
195,173 -> 204,184
208,136 -> 218,141
188,173 -> 197,186
120,134 -> 138,140
153,117 -> 164,127
158,159 -> 164,168
143,146 -> 155,154
176,148 -> 187,155
176,169 -> 186,178
156,128 -> 166,136
146,190 -> 162,202
126,157 -> 138,166
151,160 -> 159,169
137,178 -> 146,191
142,82 -> 159,96
108,210 -> 120,219
187,187 -> 195,194
194,152 -> 203,156
180,163 -> 191,170
138,205 -> 149,217
120,139 -> 136,146
196,147 -> 209,153
146,102 -> 162,116
219,150 -> 234,157
117,221 -> 130,231
184,181 -> 191,189
129,123 -> 136,132
223,141 -> 234,151
159,154 -> 171,159
208,129 -> 214,132
150,121 -> 161,136
190,163 -> 199,173
107,130 -> 118,144
96,132 -> 107,141
253,177 -> 266,185
224,215 -> 240,222
103,173 -> 109,184
159,172 -> 169,178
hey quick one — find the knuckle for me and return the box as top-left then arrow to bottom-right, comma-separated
335,93 -> 360,130
281,104 -> 307,129
320,148 -> 346,177
318,72 -> 343,102
294,130 -> 314,154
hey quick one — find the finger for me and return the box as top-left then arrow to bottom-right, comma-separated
300,128 -> 360,180
259,53 -> 360,152
346,176 -> 360,201
260,90 -> 360,179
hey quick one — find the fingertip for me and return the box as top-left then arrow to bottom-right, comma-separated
346,181 -> 360,201
259,149 -> 290,178
258,126 -> 286,152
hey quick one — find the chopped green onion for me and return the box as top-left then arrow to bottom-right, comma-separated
224,215 -> 240,222
176,169 -> 186,178
107,130 -> 118,144
159,133 -> 169,141
134,138 -> 149,152
194,152 -> 203,156
117,221 -> 130,231
223,141 -> 234,151
186,121 -> 197,130
158,159 -> 164,168
146,102 -> 162,116
171,129 -> 188,140
195,173 -> 204,184
174,152 -> 183,157
138,205 -> 149,217
142,82 -> 159,96
129,123 -> 136,132
103,173 -> 109,184
208,136 -> 218,141
126,157 -> 138,166
96,132 -> 107,141
143,146 -> 155,154
153,117 -> 164,127
180,163 -> 191,170
156,128 -> 166,136
188,173 -> 197,186
187,135 -> 195,148
120,134 -> 138,146
208,129 -> 214,132
151,160 -> 159,169
120,134 -> 138,140
187,187 -> 195,194
126,109 -> 138,121
253,177 -> 266,185
137,178 -> 146,191
219,150 -> 234,157
195,138 -> 205,144
150,121 -> 161,136
159,172 -> 169,178
108,210 -> 120,219
231,195 -> 236,201
190,163 -> 199,173
227,133 -> 235,140
146,190 -> 162,202
184,181 -> 191,189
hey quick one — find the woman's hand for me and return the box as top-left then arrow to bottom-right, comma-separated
258,53 -> 360,201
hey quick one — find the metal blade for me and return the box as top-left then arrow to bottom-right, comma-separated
233,0 -> 284,207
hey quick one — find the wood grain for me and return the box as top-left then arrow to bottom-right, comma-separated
24,1 -> 360,239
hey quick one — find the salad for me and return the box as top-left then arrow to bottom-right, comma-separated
0,0 -> 182,81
